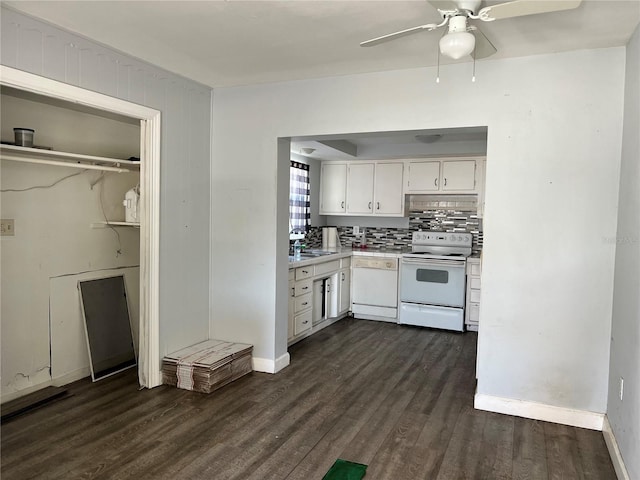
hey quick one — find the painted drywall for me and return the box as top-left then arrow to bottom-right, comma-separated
1,8 -> 212,373
0,93 -> 140,400
211,47 -> 625,413
607,24 -> 640,479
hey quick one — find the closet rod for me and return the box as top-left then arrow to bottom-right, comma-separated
1,155 -> 132,173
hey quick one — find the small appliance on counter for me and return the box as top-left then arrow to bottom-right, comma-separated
123,185 -> 140,223
322,227 -> 339,249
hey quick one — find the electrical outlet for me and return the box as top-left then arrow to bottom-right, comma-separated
620,377 -> 624,401
353,226 -> 360,235
0,219 -> 15,236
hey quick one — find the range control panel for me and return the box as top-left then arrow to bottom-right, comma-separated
411,231 -> 473,248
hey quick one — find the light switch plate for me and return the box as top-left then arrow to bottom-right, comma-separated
1,219 -> 15,236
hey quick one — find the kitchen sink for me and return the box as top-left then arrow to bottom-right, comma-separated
289,250 -> 336,260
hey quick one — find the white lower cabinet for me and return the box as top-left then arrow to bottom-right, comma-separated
288,255 -> 351,345
288,274 -> 295,340
465,257 -> 481,331
294,310 -> 312,336
289,270 -> 312,342
339,267 -> 351,314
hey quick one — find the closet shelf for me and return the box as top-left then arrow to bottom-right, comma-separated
1,144 -> 140,173
91,221 -> 140,229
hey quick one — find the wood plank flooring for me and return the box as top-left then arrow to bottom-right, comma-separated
1,318 -> 616,480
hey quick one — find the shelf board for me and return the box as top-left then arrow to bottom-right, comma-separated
91,221 -> 140,229
1,144 -> 140,173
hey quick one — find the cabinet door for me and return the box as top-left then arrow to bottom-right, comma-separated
320,163 -> 347,214
441,160 -> 476,191
374,162 -> 404,215
346,163 -> 374,214
288,279 -> 295,340
339,268 -> 351,314
406,161 -> 440,192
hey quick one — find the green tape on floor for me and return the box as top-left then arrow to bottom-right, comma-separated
322,459 -> 367,480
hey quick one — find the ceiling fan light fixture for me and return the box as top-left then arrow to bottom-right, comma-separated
439,30 -> 475,59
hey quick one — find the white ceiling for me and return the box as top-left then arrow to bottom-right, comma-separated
291,127 -> 488,160
4,1 -> 640,88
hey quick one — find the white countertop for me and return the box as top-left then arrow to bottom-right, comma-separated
288,247 -> 407,268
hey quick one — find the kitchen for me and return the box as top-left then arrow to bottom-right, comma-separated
0,3 -> 637,478
286,128 -> 486,346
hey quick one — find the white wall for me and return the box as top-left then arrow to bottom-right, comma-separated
0,93 -> 140,401
211,47 -> 625,415
1,8 -> 212,374
607,25 -> 640,479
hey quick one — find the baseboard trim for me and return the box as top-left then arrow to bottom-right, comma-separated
1,380 -> 52,404
252,353 -> 290,374
603,415 -> 631,480
274,353 -> 290,373
51,367 -> 90,387
474,393 -> 604,430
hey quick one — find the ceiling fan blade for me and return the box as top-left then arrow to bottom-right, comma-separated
360,24 -> 439,47
478,0 -> 582,21
472,28 -> 497,60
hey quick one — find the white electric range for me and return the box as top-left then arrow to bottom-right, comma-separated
399,231 -> 473,332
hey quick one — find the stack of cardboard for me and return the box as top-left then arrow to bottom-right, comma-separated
162,339 -> 253,393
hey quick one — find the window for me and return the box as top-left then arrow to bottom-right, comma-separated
289,161 -> 310,237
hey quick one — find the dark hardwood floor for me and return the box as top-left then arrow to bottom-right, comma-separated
1,318 -> 616,479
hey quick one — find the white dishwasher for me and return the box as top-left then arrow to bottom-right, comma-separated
351,256 -> 399,322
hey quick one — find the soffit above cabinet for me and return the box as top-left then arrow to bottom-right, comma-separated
291,126 -> 487,162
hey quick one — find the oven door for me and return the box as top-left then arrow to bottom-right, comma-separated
400,257 -> 466,308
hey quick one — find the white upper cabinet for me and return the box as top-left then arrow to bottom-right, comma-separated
406,161 -> 440,192
320,161 -> 404,217
374,162 -> 404,215
441,160 -> 476,191
321,161 -> 405,217
346,163 -> 375,214
405,158 -> 479,194
319,163 -> 347,214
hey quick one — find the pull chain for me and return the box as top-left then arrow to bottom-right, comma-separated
472,43 -> 477,83
436,45 -> 441,83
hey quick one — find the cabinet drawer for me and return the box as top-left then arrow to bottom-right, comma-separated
294,310 -> 312,335
467,261 -> 481,276
294,279 -> 313,296
296,266 -> 313,281
469,276 -> 481,290
315,259 -> 340,276
295,292 -> 312,313
468,289 -> 481,303
341,257 -> 351,269
467,302 -> 480,322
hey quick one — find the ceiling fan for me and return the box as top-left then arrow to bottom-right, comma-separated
361,0 -> 583,60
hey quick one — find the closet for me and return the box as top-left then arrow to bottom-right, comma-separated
0,86 -> 141,402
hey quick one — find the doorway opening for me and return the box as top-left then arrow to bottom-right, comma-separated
278,126 -> 488,359
0,65 -> 161,401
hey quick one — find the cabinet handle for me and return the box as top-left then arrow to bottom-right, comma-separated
342,272 -> 345,281
302,270 -> 309,274
368,201 -> 372,210
302,286 -> 308,290
376,202 -> 380,210
434,178 -> 438,187
444,178 -> 447,187
291,287 -> 295,296
302,302 -> 308,306
341,201 -> 344,208
302,320 -> 309,325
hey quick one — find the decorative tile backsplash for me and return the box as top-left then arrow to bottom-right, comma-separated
303,194 -> 483,252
